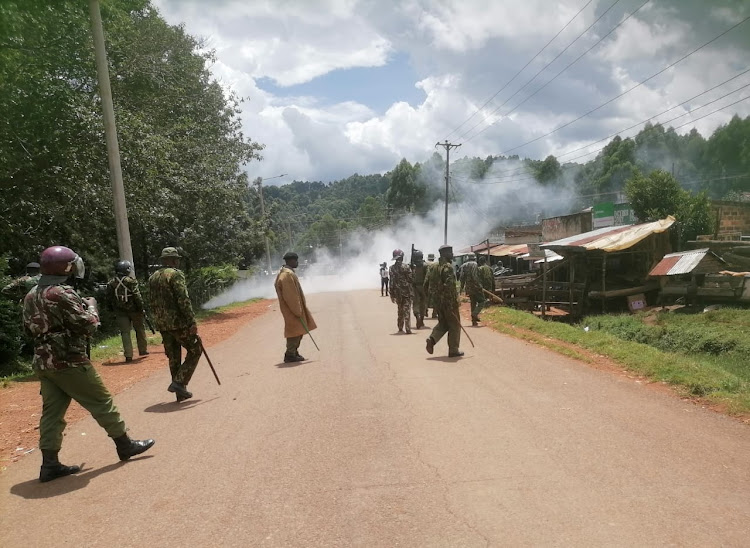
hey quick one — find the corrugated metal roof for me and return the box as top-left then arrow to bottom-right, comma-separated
456,242 -> 501,255
541,216 -> 675,253
488,244 -> 529,257
649,248 -> 712,276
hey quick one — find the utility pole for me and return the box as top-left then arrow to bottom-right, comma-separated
89,0 -> 134,272
435,140 -> 461,245
253,174 -> 287,274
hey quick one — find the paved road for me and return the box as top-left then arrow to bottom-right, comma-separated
2,289 -> 750,547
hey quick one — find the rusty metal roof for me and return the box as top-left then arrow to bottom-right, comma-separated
648,248 -> 721,276
488,244 -> 529,257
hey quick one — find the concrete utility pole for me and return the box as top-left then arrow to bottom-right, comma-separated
89,0 -> 134,272
254,174 -> 287,274
435,140 -> 461,245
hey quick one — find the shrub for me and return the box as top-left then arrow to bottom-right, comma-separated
187,265 -> 239,307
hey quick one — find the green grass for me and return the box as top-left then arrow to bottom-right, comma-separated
1,298 -> 263,388
483,305 -> 750,413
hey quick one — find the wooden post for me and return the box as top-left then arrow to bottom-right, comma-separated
542,255 -> 547,319
569,256 -> 575,315
602,254 -> 607,313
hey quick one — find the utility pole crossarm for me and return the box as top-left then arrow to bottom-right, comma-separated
435,140 -> 461,245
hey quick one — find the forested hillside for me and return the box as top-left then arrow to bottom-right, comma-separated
2,1 -> 749,276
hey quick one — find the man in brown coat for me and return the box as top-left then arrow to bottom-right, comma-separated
274,251 -> 317,363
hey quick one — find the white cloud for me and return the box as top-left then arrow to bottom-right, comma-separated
153,0 -> 750,183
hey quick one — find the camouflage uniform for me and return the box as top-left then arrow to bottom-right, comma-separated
429,259 -> 461,354
148,267 -> 200,387
23,281 -> 126,451
389,261 -> 413,332
424,260 -> 439,318
2,274 -> 41,302
108,275 -> 148,360
460,260 -> 486,324
478,263 -> 494,295
412,262 -> 427,327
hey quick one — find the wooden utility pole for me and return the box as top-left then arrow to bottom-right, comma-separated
89,0 -> 134,272
435,140 -> 461,245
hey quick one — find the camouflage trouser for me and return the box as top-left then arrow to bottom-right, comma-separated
469,291 -> 486,320
395,296 -> 412,331
116,311 -> 148,359
430,303 -> 461,354
161,327 -> 201,386
413,286 -> 427,319
286,335 -> 303,356
37,364 -> 127,451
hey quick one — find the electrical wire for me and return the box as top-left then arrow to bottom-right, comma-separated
443,0 -> 595,140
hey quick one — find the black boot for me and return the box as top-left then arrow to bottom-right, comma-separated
114,434 -> 155,461
426,336 -> 435,355
39,450 -> 81,483
284,353 -> 305,363
168,381 -> 192,400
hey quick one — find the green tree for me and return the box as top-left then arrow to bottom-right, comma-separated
386,158 -> 426,213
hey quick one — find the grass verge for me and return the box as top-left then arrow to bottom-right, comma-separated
482,306 -> 750,415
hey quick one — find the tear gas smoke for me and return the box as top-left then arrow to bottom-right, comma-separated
203,158 -> 578,308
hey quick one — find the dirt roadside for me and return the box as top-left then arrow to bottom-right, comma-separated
0,299 -> 272,470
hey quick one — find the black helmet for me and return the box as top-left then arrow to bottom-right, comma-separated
392,249 -> 404,259
115,260 -> 132,276
412,249 -> 424,261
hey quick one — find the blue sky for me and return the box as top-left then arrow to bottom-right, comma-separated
153,0 -> 750,184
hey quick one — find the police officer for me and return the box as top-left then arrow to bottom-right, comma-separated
424,253 -> 438,319
23,246 -> 155,482
148,247 -> 200,402
460,253 -> 485,326
478,255 -> 495,301
2,262 -> 41,302
411,249 -> 427,329
108,260 -> 149,363
389,249 -> 413,334
425,244 -> 463,357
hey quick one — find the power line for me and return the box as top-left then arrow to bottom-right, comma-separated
443,0 -> 595,140
458,0 -> 631,142
493,14 -> 750,156
462,0 -> 650,143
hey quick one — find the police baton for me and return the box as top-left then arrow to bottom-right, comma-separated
453,309 -> 475,348
299,316 -> 320,351
196,335 -> 221,385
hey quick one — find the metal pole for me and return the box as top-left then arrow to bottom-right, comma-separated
89,0 -> 134,270
436,140 -> 461,245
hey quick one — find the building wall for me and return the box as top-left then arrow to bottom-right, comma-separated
542,211 -> 592,242
711,201 -> 750,237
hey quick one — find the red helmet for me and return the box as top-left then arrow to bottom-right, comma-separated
39,246 -> 78,276
392,248 -> 404,259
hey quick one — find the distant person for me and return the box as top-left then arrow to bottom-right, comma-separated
411,249 -> 427,328
148,247 -> 200,402
108,260 -> 149,363
379,262 -> 389,296
275,251 -> 317,362
389,249 -> 413,334
460,253 -> 485,326
478,255 -> 495,300
424,253 -> 438,319
425,244 -> 463,357
2,261 -> 40,302
23,246 -> 154,482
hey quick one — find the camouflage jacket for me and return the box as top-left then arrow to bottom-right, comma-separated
478,264 -> 494,293
23,283 -> 99,370
435,259 -> 459,310
460,261 -> 482,295
2,274 -> 40,302
108,275 -> 144,313
423,262 -> 439,300
389,261 -> 413,301
412,263 -> 426,287
148,267 -> 195,331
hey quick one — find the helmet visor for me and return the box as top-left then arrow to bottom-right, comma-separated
72,255 -> 86,279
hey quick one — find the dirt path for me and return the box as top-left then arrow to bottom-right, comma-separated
0,299 -> 272,469
3,289 -> 750,546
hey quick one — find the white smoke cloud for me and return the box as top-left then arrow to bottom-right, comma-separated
203,162 -> 578,308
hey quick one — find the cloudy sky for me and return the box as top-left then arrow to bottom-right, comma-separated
152,0 -> 750,185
